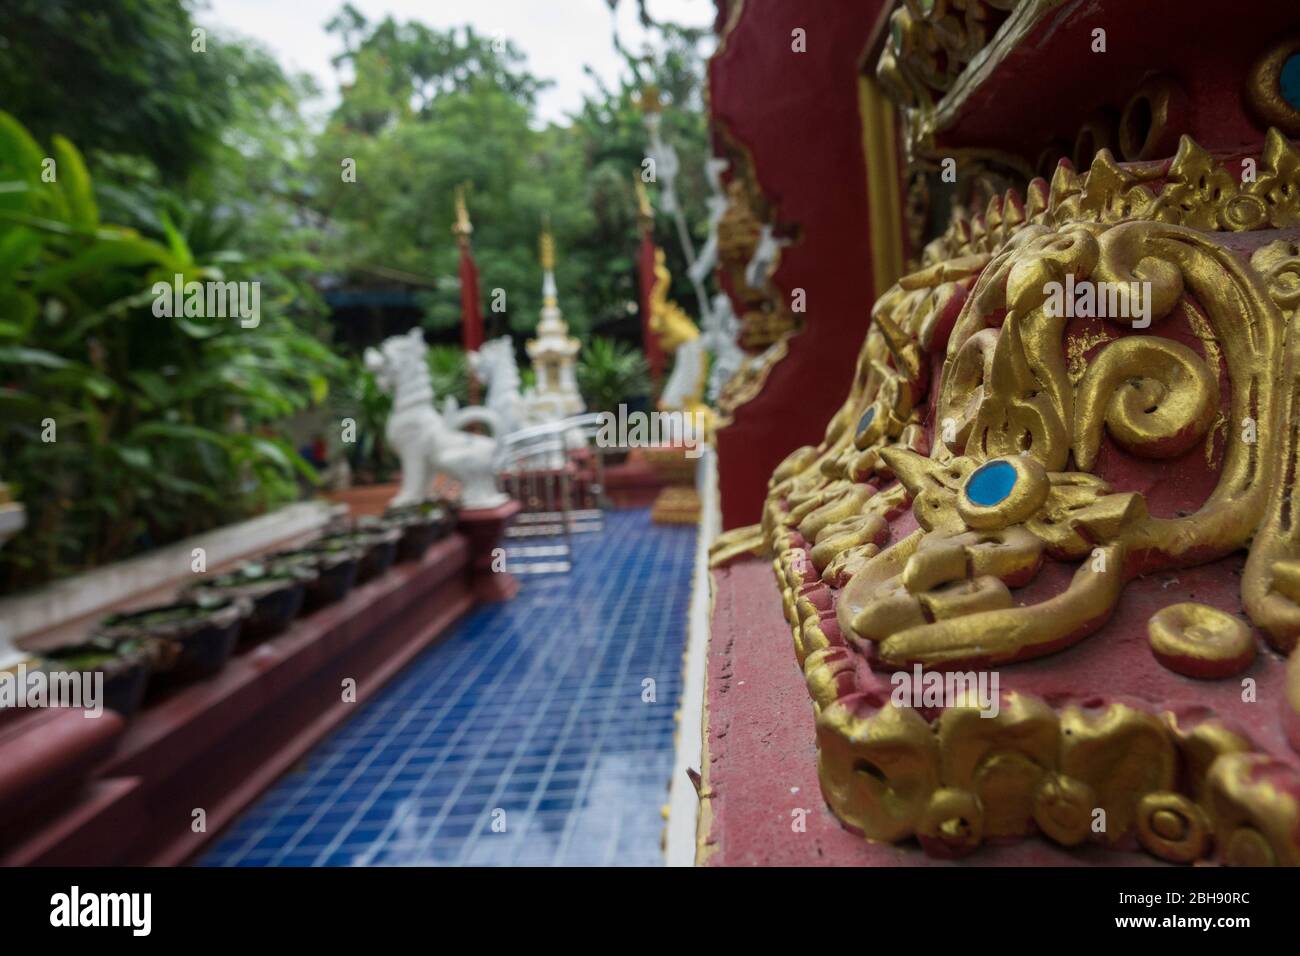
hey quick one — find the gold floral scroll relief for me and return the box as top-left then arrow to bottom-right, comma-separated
762,133 -> 1300,863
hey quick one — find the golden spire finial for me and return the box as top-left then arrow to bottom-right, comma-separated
452,183 -> 473,239
539,215 -> 555,271
637,84 -> 663,115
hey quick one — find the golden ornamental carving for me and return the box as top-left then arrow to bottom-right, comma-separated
762,131 -> 1300,864
714,133 -> 800,350
713,332 -> 792,429
649,249 -> 701,355
649,249 -> 713,433
877,0 -> 1067,160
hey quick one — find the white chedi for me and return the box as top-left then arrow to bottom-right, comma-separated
364,328 -> 508,510
525,226 -> 585,420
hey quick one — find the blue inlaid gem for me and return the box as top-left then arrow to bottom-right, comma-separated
1282,53 -> 1300,111
856,406 -> 876,438
966,459 -> 1017,507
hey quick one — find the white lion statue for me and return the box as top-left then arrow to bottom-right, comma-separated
364,328 -> 508,510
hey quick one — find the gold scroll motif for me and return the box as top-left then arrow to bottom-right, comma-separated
877,0 -> 1066,161
714,131 -> 800,352
709,132 -> 794,426
713,334 -> 792,430
764,133 -> 1300,864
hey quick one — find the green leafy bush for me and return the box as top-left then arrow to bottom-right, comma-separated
577,337 -> 650,414
426,344 -> 469,406
329,357 -> 395,484
0,113 -> 342,592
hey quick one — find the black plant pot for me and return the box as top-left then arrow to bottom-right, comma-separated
311,528 -> 401,583
186,564 -> 314,643
267,548 -> 360,611
379,501 -> 455,563
94,597 -> 248,688
396,521 -> 438,562
37,641 -> 153,718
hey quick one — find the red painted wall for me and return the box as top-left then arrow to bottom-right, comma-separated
710,0 -> 893,529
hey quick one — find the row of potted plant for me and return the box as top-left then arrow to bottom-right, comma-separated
35,500 -> 457,718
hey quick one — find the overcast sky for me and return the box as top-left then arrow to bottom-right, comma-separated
201,0 -> 715,125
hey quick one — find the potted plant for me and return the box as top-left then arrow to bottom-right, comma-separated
185,562 -> 315,642
376,499 -> 455,562
37,638 -> 154,718
331,361 -> 397,485
265,547 -> 360,611
309,526 -> 402,583
576,338 -> 651,465
93,597 -> 248,687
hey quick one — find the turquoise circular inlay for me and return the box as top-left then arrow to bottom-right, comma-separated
855,406 -> 876,438
1281,52 -> 1300,111
965,460 -> 1017,507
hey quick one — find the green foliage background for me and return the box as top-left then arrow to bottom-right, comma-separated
316,4 -> 710,338
0,0 -> 709,591
0,111 -> 341,591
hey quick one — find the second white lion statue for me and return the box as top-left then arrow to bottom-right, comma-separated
364,328 -> 509,510
467,335 -> 571,435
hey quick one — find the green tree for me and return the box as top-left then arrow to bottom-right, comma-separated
577,338 -> 650,414
0,0 -> 268,182
317,12 -> 577,339
314,8 -> 711,348
565,18 -> 713,335
0,113 -> 340,592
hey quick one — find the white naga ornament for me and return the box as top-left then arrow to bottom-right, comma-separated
702,292 -> 745,404
688,158 -> 730,290
745,223 -> 788,290
364,328 -> 508,510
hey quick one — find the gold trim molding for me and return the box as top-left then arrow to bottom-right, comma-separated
877,0 -> 1069,161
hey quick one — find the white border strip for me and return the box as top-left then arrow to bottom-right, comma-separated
664,447 -> 719,866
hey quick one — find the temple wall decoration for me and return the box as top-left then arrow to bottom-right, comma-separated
707,0 -> 901,529
707,0 -> 1300,865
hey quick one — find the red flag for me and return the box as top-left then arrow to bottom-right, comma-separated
459,241 -> 484,353
638,226 -> 665,387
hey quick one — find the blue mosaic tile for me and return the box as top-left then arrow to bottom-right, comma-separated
198,507 -> 695,867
